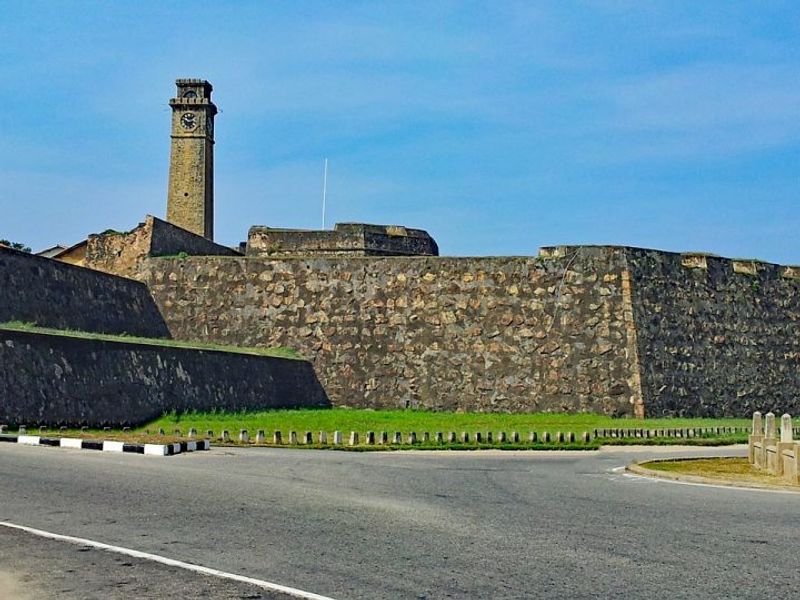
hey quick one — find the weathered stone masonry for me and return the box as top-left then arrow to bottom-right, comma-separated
142,248 -> 640,415
141,246 -> 800,417
0,245 -> 169,338
0,328 -> 329,427
625,249 -> 800,417
0,246 -> 329,426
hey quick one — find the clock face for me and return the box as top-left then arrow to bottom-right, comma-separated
180,112 -> 196,130
183,90 -> 197,98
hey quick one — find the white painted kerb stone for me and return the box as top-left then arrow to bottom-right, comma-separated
144,444 -> 168,456
103,441 -> 125,453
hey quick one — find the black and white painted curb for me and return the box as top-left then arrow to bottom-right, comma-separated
0,435 -> 210,456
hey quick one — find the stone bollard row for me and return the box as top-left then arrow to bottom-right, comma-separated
209,428 -> 608,448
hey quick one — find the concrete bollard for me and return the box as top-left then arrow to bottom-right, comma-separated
39,426 -> 47,434
379,431 -> 388,444
349,431 -> 359,446
80,426 -> 88,433
529,431 -> 537,443
158,428 -> 165,436
174,429 -> 181,436
273,431 -> 283,445
206,429 -> 214,439
319,431 -> 328,444
393,432 -> 402,444
498,432 -> 507,443
288,431 -> 298,445
188,428 -> 197,438
581,431 -> 591,443
765,412 -> 777,439
567,432 -> 576,443
781,414 -> 793,443
256,430 -> 266,443
304,431 -> 313,445
556,432 -> 564,443
435,432 -> 444,443
222,430 -> 230,442
475,432 -> 482,444
366,431 -> 375,445
542,431 -> 551,443
333,431 -> 342,445
448,432 -> 456,443
239,429 -> 249,443
461,432 -> 470,443
486,432 -> 493,444
408,432 -> 417,445
0,425 -> 6,434
422,432 -> 430,443
512,431 -> 520,443
19,426 -> 26,434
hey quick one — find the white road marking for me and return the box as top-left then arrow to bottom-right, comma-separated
613,465 -> 800,495
0,521 -> 338,600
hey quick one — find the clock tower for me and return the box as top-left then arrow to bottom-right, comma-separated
166,79 -> 217,240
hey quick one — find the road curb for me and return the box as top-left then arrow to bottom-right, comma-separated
0,435 -> 210,456
626,458 -> 800,492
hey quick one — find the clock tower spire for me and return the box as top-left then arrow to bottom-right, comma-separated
166,78 -> 217,240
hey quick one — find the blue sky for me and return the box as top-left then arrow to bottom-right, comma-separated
1,1 -> 798,262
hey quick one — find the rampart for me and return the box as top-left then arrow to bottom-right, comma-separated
0,245 -> 169,337
0,328 -> 329,427
625,248 -> 800,417
141,246 -> 800,417
247,223 -> 439,257
86,214 -> 240,279
142,248 -> 640,415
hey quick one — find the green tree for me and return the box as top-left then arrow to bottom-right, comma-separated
0,239 -> 31,253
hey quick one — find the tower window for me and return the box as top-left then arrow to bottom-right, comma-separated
183,90 -> 197,98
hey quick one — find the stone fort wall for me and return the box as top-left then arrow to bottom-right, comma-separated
142,248 -> 641,416
0,245 -> 169,338
141,246 -> 800,417
85,215 -> 239,280
0,328 -> 329,427
624,249 -> 800,417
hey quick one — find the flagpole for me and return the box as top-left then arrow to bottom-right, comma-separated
322,158 -> 328,229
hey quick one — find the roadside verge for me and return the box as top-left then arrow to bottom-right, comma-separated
626,457 -> 800,492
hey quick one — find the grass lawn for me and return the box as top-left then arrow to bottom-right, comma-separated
115,408 -> 750,449
143,407 -> 750,436
0,321 -> 300,359
15,408 -> 751,450
643,457 -> 790,487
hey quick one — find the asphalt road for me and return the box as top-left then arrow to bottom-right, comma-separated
0,444 -> 797,599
